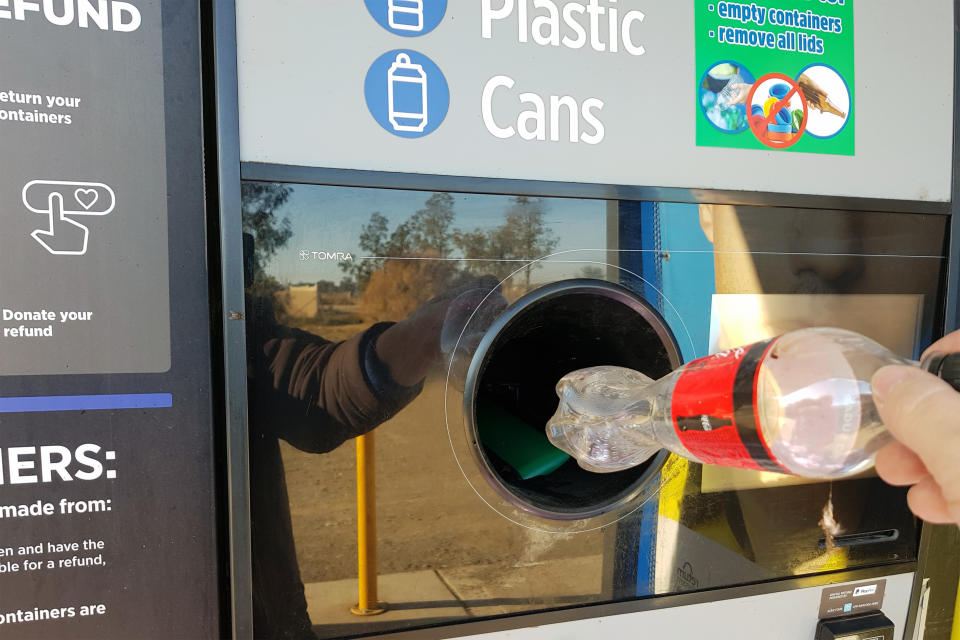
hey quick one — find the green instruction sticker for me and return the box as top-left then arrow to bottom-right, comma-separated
696,0 -> 854,155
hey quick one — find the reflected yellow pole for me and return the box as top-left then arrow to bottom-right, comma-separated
351,432 -> 386,616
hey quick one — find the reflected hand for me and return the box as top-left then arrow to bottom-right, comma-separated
440,284 -> 509,356
872,330 -> 960,525
375,277 -> 506,386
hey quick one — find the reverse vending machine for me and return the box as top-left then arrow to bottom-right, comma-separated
3,1 -> 959,639
224,1 -> 959,639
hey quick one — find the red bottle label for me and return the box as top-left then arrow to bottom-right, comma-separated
671,338 -> 789,473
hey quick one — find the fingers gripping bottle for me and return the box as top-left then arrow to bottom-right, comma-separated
546,328 -> 960,479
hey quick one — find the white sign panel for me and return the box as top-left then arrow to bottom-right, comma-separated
237,1 -> 954,202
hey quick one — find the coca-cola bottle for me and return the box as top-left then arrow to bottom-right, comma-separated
546,328 -> 960,479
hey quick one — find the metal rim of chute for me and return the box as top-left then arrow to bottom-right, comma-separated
443,265 -> 691,534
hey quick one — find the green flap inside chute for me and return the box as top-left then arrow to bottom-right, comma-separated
476,402 -> 570,480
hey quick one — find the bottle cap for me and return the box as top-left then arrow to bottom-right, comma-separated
922,352 -> 960,392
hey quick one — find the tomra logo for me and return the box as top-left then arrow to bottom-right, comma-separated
853,584 -> 878,597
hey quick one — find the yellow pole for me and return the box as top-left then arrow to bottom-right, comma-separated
351,432 -> 385,616
952,576 -> 960,639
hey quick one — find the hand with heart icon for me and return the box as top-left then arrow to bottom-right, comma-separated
74,188 -> 99,210
22,179 -> 117,256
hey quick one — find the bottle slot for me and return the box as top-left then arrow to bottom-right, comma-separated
466,279 -> 681,520
817,529 -> 900,550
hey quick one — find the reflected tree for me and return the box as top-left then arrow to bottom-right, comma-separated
241,181 -> 293,293
455,196 -> 558,288
339,211 -> 389,290
341,193 -> 559,319
579,265 -> 605,279
342,193 -> 461,320
407,192 -> 456,257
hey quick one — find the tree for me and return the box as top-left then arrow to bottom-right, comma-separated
241,182 -> 293,288
504,196 -> 559,288
406,192 -> 456,257
453,226 -> 514,280
579,265 -> 605,279
385,219 -> 415,256
340,193 -> 459,294
454,196 -> 558,288
339,211 -> 389,289
360,257 -> 454,322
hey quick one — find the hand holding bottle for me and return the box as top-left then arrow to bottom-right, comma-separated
548,328 -> 960,482
872,330 -> 960,526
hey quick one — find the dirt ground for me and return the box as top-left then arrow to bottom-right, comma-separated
281,375 -> 602,585
268,288 -> 608,589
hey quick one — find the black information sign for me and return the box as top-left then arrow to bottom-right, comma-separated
0,1 -> 219,637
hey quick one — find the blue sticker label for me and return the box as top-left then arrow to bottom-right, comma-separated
364,50 -> 449,138
364,0 -> 447,37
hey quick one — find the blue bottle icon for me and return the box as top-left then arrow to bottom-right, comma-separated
389,0 -> 423,32
365,0 -> 447,37
388,53 -> 428,133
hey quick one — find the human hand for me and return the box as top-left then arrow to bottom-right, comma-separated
872,330 -> 960,525
725,82 -> 752,105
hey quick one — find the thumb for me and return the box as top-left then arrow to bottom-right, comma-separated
872,365 -> 960,521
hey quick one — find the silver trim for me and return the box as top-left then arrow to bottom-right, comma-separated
911,578 -> 931,640
368,565 -> 916,640
905,524 -> 960,639
945,0 -> 960,332
212,0 -> 253,638
241,163 -> 951,216
905,3 -> 960,638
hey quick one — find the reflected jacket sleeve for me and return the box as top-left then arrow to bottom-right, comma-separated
248,308 -> 423,453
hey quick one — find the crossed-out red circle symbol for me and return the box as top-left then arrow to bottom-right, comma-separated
746,73 -> 809,149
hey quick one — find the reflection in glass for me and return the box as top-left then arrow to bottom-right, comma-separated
243,183 -> 940,638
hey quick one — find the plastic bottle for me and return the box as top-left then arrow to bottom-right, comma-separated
715,73 -> 744,109
546,328 -> 960,479
798,73 -> 847,119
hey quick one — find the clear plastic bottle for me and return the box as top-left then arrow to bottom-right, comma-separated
546,328 -> 960,479
715,73 -> 744,109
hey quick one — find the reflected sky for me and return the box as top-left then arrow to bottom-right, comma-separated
265,184 -> 608,284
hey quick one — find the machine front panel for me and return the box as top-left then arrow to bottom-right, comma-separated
243,183 -> 943,638
447,573 -> 914,640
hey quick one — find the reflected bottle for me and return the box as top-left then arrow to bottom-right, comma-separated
546,328 -> 960,479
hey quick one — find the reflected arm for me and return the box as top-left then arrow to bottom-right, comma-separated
247,299 -> 423,453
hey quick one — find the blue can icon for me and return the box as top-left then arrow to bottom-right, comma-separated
365,49 -> 449,138
388,53 -> 428,133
